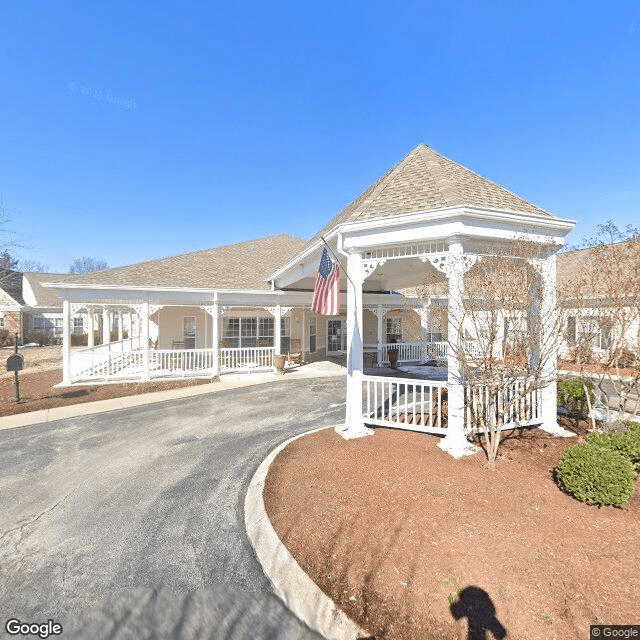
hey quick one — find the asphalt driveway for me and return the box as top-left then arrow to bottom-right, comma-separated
0,376 -> 346,639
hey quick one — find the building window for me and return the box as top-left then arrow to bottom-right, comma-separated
386,317 -> 402,343
309,317 -> 317,353
281,317 -> 290,353
0,314 -> 3,328
33,316 -> 47,331
73,317 -> 84,333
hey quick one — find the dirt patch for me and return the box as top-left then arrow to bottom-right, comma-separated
0,345 -> 63,378
264,421 -> 639,640
0,367 -> 215,417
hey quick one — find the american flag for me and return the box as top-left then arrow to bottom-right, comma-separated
312,248 -> 340,315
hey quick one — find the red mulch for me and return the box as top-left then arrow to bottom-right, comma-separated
264,420 -> 640,640
0,368 -> 215,417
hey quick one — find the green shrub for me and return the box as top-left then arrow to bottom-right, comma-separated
557,379 -> 595,415
558,442 -> 637,508
585,425 -> 640,472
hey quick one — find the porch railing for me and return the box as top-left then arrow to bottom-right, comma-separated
362,374 -> 448,435
464,378 -> 542,432
378,341 -> 448,364
219,347 -> 274,372
69,345 -> 276,382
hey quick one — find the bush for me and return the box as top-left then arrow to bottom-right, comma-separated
557,379 -> 595,416
587,422 -> 640,472
24,331 -> 55,346
558,442 -> 637,508
70,332 -> 88,347
0,328 -> 9,346
612,347 -> 639,369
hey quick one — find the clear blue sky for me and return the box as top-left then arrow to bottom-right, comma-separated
1,1 -> 639,273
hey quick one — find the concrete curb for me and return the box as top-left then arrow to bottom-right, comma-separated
244,427 -> 369,640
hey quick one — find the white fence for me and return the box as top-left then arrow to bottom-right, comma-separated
69,346 -> 275,382
378,341 -> 448,365
361,374 -> 543,436
219,347 -> 274,373
362,374 -> 448,434
464,378 -> 542,432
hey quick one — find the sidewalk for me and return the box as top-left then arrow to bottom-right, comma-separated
0,361 -> 346,432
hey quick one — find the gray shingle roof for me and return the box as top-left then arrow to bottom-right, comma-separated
310,144 -> 552,244
60,234 -> 308,290
23,272 -> 80,307
0,270 -> 24,306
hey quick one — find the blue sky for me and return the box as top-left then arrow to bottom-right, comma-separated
1,1 -> 639,273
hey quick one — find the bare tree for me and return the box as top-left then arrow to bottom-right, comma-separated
69,257 -> 109,273
16,259 -> 50,272
420,241 -> 561,468
559,221 -> 640,427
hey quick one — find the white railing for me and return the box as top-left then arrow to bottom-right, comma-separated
219,347 -> 275,373
464,378 -> 542,432
378,341 -> 448,364
464,340 -> 503,361
362,374 -> 448,434
150,349 -> 216,376
69,349 -> 145,381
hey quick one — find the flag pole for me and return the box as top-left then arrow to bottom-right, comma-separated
320,235 -> 357,289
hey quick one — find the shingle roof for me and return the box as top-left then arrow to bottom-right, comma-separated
310,144 -> 552,244
59,234 -> 308,290
23,272 -> 80,307
557,239 -> 640,299
0,270 -> 24,306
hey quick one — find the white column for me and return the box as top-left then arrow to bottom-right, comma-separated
301,309 -> 306,364
438,240 -> 477,458
338,251 -> 373,439
212,302 -> 220,377
376,304 -> 384,366
141,302 -> 150,381
274,304 -> 282,354
117,311 -> 123,341
62,299 -> 71,385
88,309 -> 95,348
537,253 -> 572,436
102,307 -> 110,345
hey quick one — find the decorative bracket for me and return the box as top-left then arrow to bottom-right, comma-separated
368,306 -> 388,319
70,303 -> 87,314
264,306 -> 293,317
362,259 -> 386,280
423,252 -> 479,277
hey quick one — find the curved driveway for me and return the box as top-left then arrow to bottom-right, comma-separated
0,376 -> 346,639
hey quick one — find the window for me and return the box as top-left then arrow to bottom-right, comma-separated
386,317 -> 402,343
33,316 -> 47,331
281,317 -> 290,353
223,316 -> 276,349
183,316 -> 196,349
53,318 -> 63,336
73,317 -> 84,333
309,318 -> 317,353
0,314 -> 3,328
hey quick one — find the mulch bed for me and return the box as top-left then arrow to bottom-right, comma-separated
0,368 -> 215,417
264,420 -> 639,640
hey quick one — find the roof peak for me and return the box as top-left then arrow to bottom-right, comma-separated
309,144 -> 552,243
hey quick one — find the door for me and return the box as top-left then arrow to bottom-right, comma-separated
183,316 -> 196,349
327,319 -> 346,353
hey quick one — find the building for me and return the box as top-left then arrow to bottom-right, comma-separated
44,144 -> 576,455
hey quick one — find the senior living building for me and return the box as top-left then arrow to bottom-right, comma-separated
44,144 -> 577,456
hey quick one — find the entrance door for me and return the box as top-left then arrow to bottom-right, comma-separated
183,316 -> 196,349
327,319 -> 346,353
